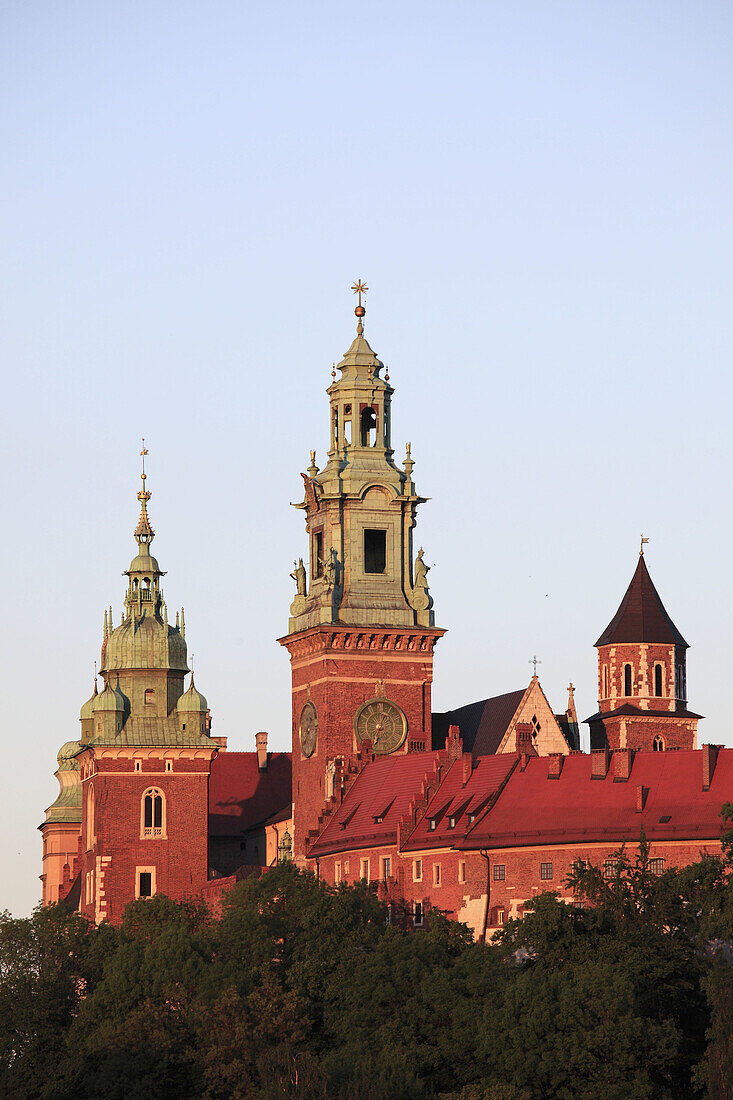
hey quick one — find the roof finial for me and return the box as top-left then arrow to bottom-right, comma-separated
640,534 -> 649,556
351,279 -> 368,335
529,654 -> 542,677
134,439 -> 155,549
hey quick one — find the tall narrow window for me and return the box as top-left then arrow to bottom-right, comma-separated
86,784 -> 95,850
382,857 -> 391,880
602,666 -> 608,696
654,664 -> 663,697
360,406 -> 377,446
343,405 -> 352,446
624,664 -> 633,696
313,531 -> 323,578
141,788 -> 166,838
364,529 -> 386,574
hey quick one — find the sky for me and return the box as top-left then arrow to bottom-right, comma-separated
1,2 -> 732,916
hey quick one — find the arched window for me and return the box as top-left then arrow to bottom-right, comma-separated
141,787 -> 166,838
653,735 -> 665,752
624,664 -> 633,696
86,784 -> 95,850
144,689 -> 155,705
654,664 -> 663,697
360,406 -> 377,446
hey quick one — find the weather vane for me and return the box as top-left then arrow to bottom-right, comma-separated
140,438 -> 148,477
640,534 -> 649,555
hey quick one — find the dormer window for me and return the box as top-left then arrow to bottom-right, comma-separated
447,815 -> 456,829
428,817 -> 437,831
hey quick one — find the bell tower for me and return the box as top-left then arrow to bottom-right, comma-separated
280,284 -> 445,861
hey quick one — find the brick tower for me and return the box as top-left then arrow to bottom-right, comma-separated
41,452 -> 219,922
587,545 -> 701,752
279,283 -> 445,861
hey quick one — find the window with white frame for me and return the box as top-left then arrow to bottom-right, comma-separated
458,861 -> 466,884
413,859 -> 422,882
413,900 -> 423,927
360,858 -> 369,883
433,863 -> 441,887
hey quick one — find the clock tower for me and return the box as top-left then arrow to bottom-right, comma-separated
279,284 -> 444,861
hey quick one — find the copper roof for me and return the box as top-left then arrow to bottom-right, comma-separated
596,555 -> 688,648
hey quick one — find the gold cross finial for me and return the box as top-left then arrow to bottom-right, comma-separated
351,279 -> 368,308
640,534 -> 649,556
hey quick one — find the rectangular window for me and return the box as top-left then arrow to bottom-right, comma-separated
413,901 -> 423,927
433,863 -> 441,887
360,858 -> 369,883
334,862 -> 341,884
574,858 -> 587,872
138,871 -> 153,898
497,908 -> 506,926
135,760 -> 141,773
144,689 -> 155,705
540,862 -> 553,881
165,760 -> 172,773
344,860 -> 349,875
428,818 -> 437,832
649,858 -> 665,876
364,529 -> 386,574
413,859 -> 422,882
382,857 -> 391,880
458,861 -> 466,884
604,858 -> 619,879
313,531 -> 323,577
493,864 -> 505,881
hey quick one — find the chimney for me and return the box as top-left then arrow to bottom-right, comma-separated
702,744 -> 720,791
591,748 -> 610,780
446,724 -> 463,760
462,753 -> 473,785
516,722 -> 533,754
636,784 -> 647,813
358,739 -> 374,770
547,753 -> 563,779
256,731 -> 268,771
613,749 -> 633,783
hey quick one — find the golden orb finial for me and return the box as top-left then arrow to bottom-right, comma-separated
351,279 -> 368,333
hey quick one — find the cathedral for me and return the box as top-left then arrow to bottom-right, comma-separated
41,287 -> 729,936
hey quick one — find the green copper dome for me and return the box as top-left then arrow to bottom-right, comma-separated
92,680 -> 127,713
57,740 -> 83,765
80,680 -> 98,720
177,676 -> 208,713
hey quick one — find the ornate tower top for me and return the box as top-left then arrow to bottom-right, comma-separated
287,284 -> 437,633
134,439 -> 155,549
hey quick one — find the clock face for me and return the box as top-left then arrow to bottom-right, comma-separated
354,698 -> 407,755
299,701 -> 318,758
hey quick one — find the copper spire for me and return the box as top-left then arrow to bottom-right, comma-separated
134,439 -> 155,547
351,279 -> 368,335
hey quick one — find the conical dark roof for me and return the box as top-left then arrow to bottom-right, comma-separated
596,554 -> 688,648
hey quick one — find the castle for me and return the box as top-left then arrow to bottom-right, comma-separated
41,288 -> 729,936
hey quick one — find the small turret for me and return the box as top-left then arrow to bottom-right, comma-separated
176,674 -> 210,737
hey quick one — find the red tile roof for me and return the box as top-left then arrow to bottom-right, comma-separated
459,748 -> 731,850
596,555 -> 688,648
432,689 -> 526,756
208,752 -> 292,837
309,752 -> 443,857
402,754 -> 517,851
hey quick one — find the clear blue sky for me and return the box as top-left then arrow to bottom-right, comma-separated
1,2 -> 731,915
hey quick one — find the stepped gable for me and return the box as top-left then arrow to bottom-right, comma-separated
308,751 -> 444,858
432,689 -> 525,755
458,747 -> 732,850
401,753 -> 517,851
596,554 -> 688,648
208,752 -> 292,836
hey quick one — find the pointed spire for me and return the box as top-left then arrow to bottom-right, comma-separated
596,552 -> 688,648
104,609 -> 108,639
134,438 -> 155,550
181,607 -> 185,639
